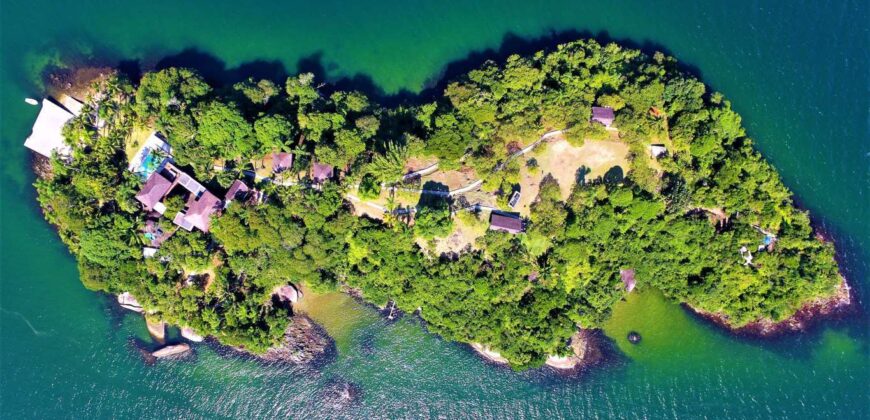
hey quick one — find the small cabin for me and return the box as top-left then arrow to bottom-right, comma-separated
649,144 -> 668,158
591,106 -> 615,128
489,213 -> 524,234
224,179 -> 251,206
311,162 -> 335,183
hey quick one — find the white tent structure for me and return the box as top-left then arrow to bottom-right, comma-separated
23,98 -> 82,158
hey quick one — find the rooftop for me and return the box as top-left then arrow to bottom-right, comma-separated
312,162 -> 334,183
591,106 -> 615,127
489,213 -> 524,234
176,190 -> 222,232
135,172 -> 174,211
272,152 -> 293,173
225,179 -> 250,204
23,98 -> 79,158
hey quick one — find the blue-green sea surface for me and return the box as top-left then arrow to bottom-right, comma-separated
1,1 -> 868,418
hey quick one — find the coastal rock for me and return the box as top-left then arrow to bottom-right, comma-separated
145,318 -> 166,343
690,277 -> 852,336
273,284 -> 302,304
181,326 -> 205,342
117,292 -> 144,313
545,331 -> 588,370
259,315 -> 334,364
470,343 -> 510,365
152,343 -> 191,358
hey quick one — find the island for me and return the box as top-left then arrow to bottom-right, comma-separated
27,39 -> 847,370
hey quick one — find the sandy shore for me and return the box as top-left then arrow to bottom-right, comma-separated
688,276 -> 852,336
472,329 -> 604,370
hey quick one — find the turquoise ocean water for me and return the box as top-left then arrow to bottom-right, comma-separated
1,1 -> 867,418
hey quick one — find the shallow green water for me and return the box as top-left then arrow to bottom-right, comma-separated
1,0 -> 868,418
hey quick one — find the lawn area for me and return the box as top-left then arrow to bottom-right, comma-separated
125,124 -> 153,162
515,137 -> 629,216
416,209 -> 489,256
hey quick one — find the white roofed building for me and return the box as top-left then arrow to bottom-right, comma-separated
23,98 -> 82,158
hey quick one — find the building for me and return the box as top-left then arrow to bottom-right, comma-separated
649,144 -> 668,158
135,171 -> 174,214
173,190 -> 222,232
489,213 -> 524,234
620,269 -> 636,292
311,161 -> 334,183
272,152 -> 293,173
128,132 -> 172,180
134,162 -> 222,232
23,98 -> 82,158
224,179 -> 251,206
591,106 -> 615,128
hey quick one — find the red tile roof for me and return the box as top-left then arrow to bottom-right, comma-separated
272,152 -> 293,173
182,191 -> 222,232
225,179 -> 250,202
135,172 -> 173,210
312,162 -> 334,183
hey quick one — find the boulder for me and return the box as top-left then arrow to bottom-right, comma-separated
117,292 -> 143,313
152,343 -> 191,358
145,318 -> 166,342
181,326 -> 204,342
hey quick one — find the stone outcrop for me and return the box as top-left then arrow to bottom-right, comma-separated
152,343 -> 191,358
259,315 -> 333,364
180,326 -> 205,342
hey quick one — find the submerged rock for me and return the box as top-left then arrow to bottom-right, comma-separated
317,378 -> 362,410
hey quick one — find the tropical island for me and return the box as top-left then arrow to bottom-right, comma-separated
26,39 -> 847,369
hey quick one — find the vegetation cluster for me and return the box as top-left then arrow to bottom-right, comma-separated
36,40 -> 840,367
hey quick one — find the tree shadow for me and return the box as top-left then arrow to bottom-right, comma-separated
62,28 -> 705,109
602,166 -> 624,184
576,165 -> 591,185
416,180 -> 450,209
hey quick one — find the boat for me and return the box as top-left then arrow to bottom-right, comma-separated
24,98 -> 38,105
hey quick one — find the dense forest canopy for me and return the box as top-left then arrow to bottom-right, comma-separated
35,39 -> 840,368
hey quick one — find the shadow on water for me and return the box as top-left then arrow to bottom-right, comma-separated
36,28 -> 705,108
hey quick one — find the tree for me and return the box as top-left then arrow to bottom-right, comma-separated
195,101 -> 255,159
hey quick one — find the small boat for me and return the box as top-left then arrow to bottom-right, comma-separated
25,98 -> 38,105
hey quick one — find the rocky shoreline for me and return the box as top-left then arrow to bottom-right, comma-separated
471,329 -> 607,371
687,276 -> 852,336
258,314 -> 336,364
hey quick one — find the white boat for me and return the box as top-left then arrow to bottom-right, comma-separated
25,98 -> 38,105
